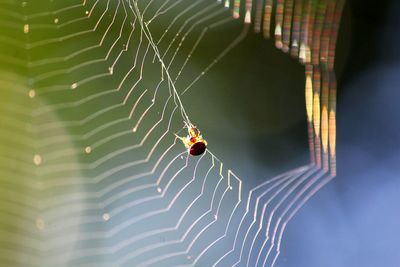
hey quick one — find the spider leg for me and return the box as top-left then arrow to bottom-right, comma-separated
174,133 -> 185,142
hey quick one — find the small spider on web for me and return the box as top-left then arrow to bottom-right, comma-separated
175,122 -> 208,156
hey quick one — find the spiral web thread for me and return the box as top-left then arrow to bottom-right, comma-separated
0,0 -> 345,266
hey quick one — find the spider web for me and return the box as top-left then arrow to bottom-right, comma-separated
0,0 -> 345,267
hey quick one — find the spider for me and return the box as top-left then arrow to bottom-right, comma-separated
176,126 -> 207,156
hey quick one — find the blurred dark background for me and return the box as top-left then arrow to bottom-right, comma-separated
185,0 -> 400,266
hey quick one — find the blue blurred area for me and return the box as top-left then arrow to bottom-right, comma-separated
282,1 -> 400,266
